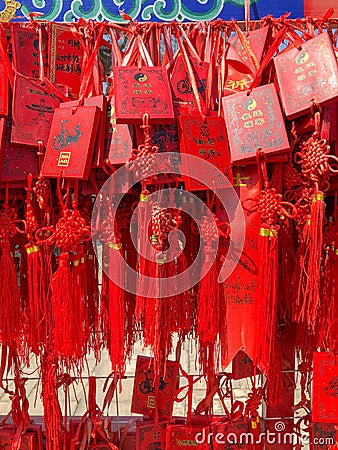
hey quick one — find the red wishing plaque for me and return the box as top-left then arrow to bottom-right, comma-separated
113,66 -> 174,122
0,59 -> 8,116
60,95 -> 107,167
170,55 -> 210,115
136,421 -> 167,450
41,105 -> 100,179
11,24 -> 48,79
312,352 -> 338,423
224,64 -> 254,96
211,419 -> 248,450
1,145 -> 39,183
48,23 -> 83,99
274,32 -> 338,119
0,429 -> 38,450
0,115 -> 38,182
166,424 -> 209,450
222,83 -> 289,162
11,74 -> 65,146
232,350 -> 259,380
229,26 -> 270,73
131,356 -> 179,420
179,116 -> 233,190
135,122 -> 181,184
104,98 -> 133,165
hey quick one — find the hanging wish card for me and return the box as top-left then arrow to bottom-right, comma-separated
11,74 -> 66,146
170,55 -> 210,115
135,122 -> 181,184
223,46 -> 254,97
131,356 -> 179,420
136,422 -> 167,450
274,32 -> 338,119
104,98 -> 133,165
312,352 -> 338,423
0,60 -> 8,117
41,105 -> 100,179
166,424 -> 209,450
222,83 -> 289,162
0,116 -> 38,183
11,24 -> 48,79
48,23 -> 83,99
229,26 -> 270,73
113,66 -> 174,122
60,95 -> 107,167
179,115 -> 233,190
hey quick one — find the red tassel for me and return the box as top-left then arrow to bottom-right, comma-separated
51,252 -> 86,363
304,191 -> 325,331
25,242 -> 52,354
85,245 -> 101,356
41,353 -> 63,450
0,240 -> 21,345
197,215 -> 225,377
255,227 -> 279,375
106,241 -> 126,375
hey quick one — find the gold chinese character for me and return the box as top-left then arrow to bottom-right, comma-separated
297,74 -> 306,82
254,118 -> 265,126
306,61 -> 315,68
241,112 -> 252,120
244,120 -> 254,128
133,90 -> 141,94
147,396 -> 156,409
234,173 -> 249,187
253,110 -> 263,117
307,69 -> 317,77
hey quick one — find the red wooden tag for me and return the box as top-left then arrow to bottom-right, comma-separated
211,419 -> 248,449
135,122 -> 181,184
41,105 -> 100,179
222,83 -> 289,162
0,117 -> 6,162
229,26 -> 270,73
166,424 -> 209,449
48,23 -> 83,99
179,115 -> 233,190
104,98 -> 133,165
11,74 -> 66,146
1,116 -> 39,182
60,95 -> 107,167
224,64 -> 254,96
222,166 -> 260,367
0,59 -> 8,116
312,352 -> 338,423
11,24 -> 48,78
232,350 -> 259,380
26,425 -> 43,450
322,102 -> 338,143
136,422 -> 167,450
69,418 -> 112,449
170,55 -> 210,115
131,356 -> 179,420
0,428 -> 38,450
113,66 -> 174,122
274,32 -> 338,119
